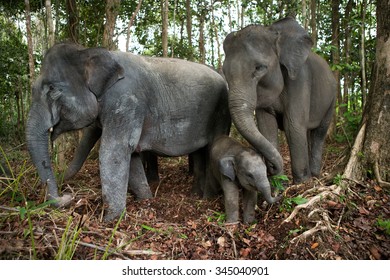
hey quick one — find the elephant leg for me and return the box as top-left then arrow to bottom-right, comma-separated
128,153 -> 153,200
242,189 -> 257,224
309,106 -> 334,178
285,122 -> 311,183
221,180 -> 240,223
141,152 -> 160,184
256,109 -> 279,148
64,124 -> 101,180
256,109 -> 280,174
99,134 -> 133,221
190,147 -> 207,197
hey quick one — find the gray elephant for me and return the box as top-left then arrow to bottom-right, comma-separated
222,17 -> 336,183
210,135 -> 280,224
26,43 -> 230,221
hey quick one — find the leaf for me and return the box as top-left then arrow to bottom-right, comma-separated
358,207 -> 370,215
240,248 -> 251,257
291,196 -> 308,205
311,242 -> 319,249
217,236 -> 225,247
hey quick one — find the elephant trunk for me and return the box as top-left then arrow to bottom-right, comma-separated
26,106 -> 71,206
228,86 -> 283,175
257,177 -> 281,204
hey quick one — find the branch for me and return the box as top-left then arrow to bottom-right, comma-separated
374,160 -> 390,188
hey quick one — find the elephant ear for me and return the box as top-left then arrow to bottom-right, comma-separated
219,157 -> 236,181
270,17 -> 313,80
83,48 -> 124,98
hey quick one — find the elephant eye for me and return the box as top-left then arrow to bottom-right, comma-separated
255,64 -> 267,72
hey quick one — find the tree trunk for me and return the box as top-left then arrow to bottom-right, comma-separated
360,0 -> 368,108
185,0 -> 193,60
162,0 -> 169,57
66,0 -> 78,43
309,0 -> 317,47
331,0 -> 341,112
344,0 -> 390,187
126,0 -> 143,52
342,0 -> 354,116
25,0 -> 35,95
103,0 -> 121,50
45,0 -> 55,48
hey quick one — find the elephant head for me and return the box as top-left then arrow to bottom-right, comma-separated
220,149 -> 280,204
222,17 -> 313,175
26,43 -> 124,205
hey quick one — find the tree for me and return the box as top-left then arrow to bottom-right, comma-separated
66,0 -> 78,43
344,0 -> 390,187
102,0 -> 121,50
161,0 -> 168,57
126,0 -> 143,52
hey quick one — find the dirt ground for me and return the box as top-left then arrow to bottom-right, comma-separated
0,139 -> 389,260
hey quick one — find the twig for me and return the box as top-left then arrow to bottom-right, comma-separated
0,205 -> 19,212
374,160 -> 390,188
78,241 -> 161,258
154,177 -> 165,197
290,221 -> 328,244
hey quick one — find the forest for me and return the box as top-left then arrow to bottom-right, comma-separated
0,0 -> 389,260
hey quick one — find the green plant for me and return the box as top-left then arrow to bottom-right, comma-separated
102,209 -> 126,260
376,218 -> 390,235
55,216 -> 82,260
333,173 -> 344,186
270,174 -> 289,191
279,196 -> 308,212
207,210 -> 226,225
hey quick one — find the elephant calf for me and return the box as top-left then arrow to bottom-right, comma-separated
209,135 -> 281,224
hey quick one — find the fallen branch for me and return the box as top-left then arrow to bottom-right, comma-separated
78,241 -> 162,258
283,184 -> 341,224
290,220 -> 328,244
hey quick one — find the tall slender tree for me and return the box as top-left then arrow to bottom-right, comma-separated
103,0 -> 121,50
344,0 -> 390,187
162,0 -> 169,57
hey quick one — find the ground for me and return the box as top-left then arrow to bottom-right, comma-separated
0,139 -> 389,260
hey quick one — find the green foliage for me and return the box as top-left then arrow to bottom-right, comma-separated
376,218 -> 390,235
280,196 -> 308,212
270,174 -> 289,191
55,216 -> 81,260
335,104 -> 362,144
207,210 -> 226,225
0,15 -> 29,141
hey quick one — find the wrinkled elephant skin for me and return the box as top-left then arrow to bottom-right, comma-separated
26,43 -> 230,221
210,135 -> 280,224
223,17 -> 336,183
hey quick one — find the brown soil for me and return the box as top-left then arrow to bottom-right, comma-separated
0,141 -> 389,260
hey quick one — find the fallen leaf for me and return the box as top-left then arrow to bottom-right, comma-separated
240,248 -> 251,257
311,242 -> 319,249
243,238 -> 251,246
369,246 -> 381,260
332,242 -> 340,252
374,185 -> 382,192
358,207 -> 370,215
202,240 -> 212,248
217,236 -> 225,247
82,236 -> 92,243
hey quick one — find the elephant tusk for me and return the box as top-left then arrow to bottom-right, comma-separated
49,127 -> 53,132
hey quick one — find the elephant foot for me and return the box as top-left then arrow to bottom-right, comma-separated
49,193 -> 73,208
103,207 -> 126,222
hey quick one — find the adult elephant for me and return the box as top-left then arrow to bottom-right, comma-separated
222,17 -> 336,183
26,43 -> 231,221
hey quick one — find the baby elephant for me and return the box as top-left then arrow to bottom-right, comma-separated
210,135 -> 281,224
